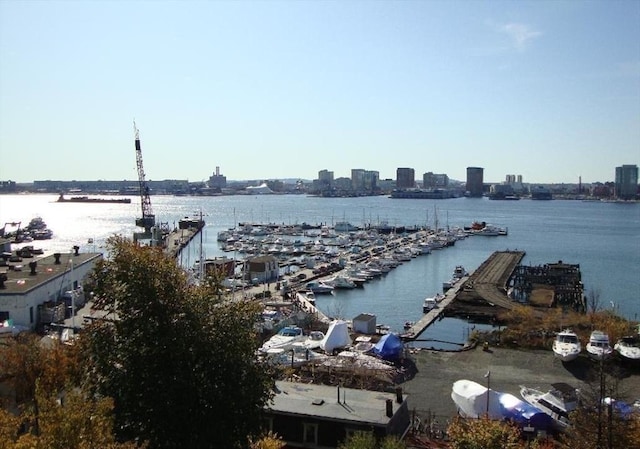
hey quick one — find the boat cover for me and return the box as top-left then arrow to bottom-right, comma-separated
320,320 -> 352,353
373,333 -> 404,361
451,380 -> 552,431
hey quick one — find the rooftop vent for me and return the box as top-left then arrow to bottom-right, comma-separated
54,253 -> 61,264
29,261 -> 37,276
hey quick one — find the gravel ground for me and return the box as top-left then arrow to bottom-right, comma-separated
399,345 -> 640,426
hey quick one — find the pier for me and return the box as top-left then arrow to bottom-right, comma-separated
401,250 -> 525,340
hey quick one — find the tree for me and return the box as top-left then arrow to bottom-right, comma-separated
82,236 -> 274,448
337,431 -> 405,449
447,416 -> 522,449
0,336 -> 138,449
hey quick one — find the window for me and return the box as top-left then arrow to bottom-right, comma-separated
303,423 -> 318,445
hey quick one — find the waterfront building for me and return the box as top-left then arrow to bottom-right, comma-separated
0,248 -> 101,331
423,172 -> 449,189
615,164 -> 639,200
396,168 -> 415,189
208,166 -> 227,190
351,169 -> 366,191
318,169 -> 334,187
465,167 -> 484,197
363,170 -> 379,192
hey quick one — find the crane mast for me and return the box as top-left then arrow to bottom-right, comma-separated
133,122 -> 156,235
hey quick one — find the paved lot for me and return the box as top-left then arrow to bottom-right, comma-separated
400,345 -> 640,424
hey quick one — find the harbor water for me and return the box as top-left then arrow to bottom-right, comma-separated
1,194 -> 638,348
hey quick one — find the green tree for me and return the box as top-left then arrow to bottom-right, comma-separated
82,236 -> 274,449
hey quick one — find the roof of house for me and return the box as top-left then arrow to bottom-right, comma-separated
267,380 -> 406,426
0,251 -> 101,295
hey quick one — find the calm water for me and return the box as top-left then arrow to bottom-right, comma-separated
1,194 -> 638,345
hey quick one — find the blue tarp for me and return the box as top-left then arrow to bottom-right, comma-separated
373,333 -> 404,361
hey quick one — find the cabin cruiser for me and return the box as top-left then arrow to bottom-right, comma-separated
323,275 -> 357,289
520,382 -> 580,430
552,329 -> 581,362
614,335 -> 640,363
586,330 -> 613,360
259,326 -> 305,353
423,295 -> 439,313
305,281 -> 334,294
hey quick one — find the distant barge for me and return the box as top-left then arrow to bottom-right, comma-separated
57,194 -> 131,204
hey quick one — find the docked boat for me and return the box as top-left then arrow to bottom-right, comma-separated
552,329 -> 581,362
323,274 -> 357,289
57,193 -> 131,204
423,296 -> 438,313
520,382 -> 580,430
305,281 -> 334,294
586,330 -> 613,360
451,380 -> 552,433
614,335 -> 640,363
452,265 -> 468,279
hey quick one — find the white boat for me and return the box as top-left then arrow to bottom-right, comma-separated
451,380 -> 553,432
614,335 -> 640,363
452,265 -> 468,279
586,330 -> 613,360
520,382 -> 579,430
305,281 -> 334,294
423,296 -> 438,313
552,329 -> 581,362
259,326 -> 305,353
323,274 -> 357,289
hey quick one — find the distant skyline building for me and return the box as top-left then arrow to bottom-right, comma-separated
466,167 -> 484,197
208,166 -> 227,190
396,168 -> 415,189
615,164 -> 638,199
351,169 -> 366,191
423,172 -> 449,189
363,170 -> 379,191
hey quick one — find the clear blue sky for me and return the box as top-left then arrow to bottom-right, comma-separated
1,0 -> 638,184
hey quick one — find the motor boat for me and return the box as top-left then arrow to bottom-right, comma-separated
323,274 -> 357,289
451,380 -> 552,433
259,326 -> 305,353
423,296 -> 438,313
586,330 -> 613,361
305,281 -> 334,294
520,382 -> 579,430
552,329 -> 581,362
614,335 -> 640,363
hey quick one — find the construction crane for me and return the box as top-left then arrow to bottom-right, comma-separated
133,121 -> 156,241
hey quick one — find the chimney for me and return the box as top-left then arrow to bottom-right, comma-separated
54,253 -> 61,264
0,273 -> 7,289
385,399 -> 393,417
29,261 -> 37,276
337,385 -> 341,404
395,387 -> 403,403
73,245 -> 80,256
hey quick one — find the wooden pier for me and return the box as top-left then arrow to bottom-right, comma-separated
401,250 -> 526,341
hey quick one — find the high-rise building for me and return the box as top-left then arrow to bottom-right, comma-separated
396,168 -> 415,189
363,170 -> 379,191
615,164 -> 638,199
466,167 -> 484,197
351,169 -> 366,191
423,172 -> 449,188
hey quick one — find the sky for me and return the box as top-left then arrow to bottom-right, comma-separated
0,1 -> 638,184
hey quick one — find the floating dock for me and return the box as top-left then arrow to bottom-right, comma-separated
401,250 -> 525,341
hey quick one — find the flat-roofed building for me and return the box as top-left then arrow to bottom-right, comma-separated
0,249 -> 102,330
396,168 -> 415,189
264,380 -> 410,448
615,164 -> 638,200
465,167 -> 484,197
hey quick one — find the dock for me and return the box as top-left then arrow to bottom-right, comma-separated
401,250 -> 525,340
164,225 -> 204,259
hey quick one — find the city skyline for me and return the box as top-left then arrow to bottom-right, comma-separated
0,1 -> 639,184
